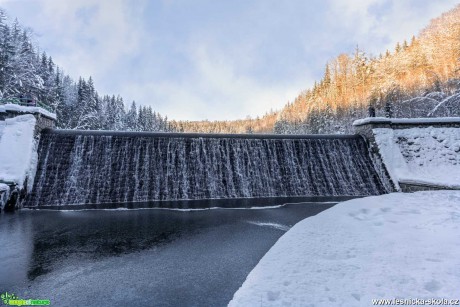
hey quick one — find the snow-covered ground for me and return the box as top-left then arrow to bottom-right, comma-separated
0,114 -> 38,190
0,103 -> 56,120
229,191 -> 460,307
374,127 -> 460,189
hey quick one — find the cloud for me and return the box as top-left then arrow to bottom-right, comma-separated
122,43 -> 313,120
0,0 -> 147,81
81,0 -> 460,120
326,0 -> 459,55
0,0 -> 457,121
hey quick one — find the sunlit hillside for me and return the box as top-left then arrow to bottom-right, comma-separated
173,4 -> 460,134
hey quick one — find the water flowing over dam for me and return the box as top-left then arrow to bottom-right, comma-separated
26,130 -> 389,207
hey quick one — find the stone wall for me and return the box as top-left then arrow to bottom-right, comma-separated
399,182 -> 457,193
354,118 -> 460,134
33,114 -> 55,138
354,117 -> 460,192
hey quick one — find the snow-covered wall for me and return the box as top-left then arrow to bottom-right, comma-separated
0,114 -> 38,191
374,127 -> 460,189
354,117 -> 460,191
353,117 -> 460,126
0,104 -> 56,120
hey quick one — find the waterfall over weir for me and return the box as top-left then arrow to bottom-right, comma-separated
26,130 -> 389,208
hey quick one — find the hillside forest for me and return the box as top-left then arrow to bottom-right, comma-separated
174,4 -> 460,134
0,5 -> 459,134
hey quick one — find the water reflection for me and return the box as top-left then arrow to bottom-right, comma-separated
1,203 -> 335,307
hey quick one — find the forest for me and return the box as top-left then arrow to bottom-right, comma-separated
0,5 -> 459,134
0,9 -> 172,132
174,4 -> 460,134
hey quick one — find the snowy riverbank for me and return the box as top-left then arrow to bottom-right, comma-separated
229,191 -> 460,306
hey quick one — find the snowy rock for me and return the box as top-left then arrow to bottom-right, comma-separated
229,191 -> 460,307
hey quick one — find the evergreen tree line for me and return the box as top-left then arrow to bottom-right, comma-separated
1,5 -> 458,135
0,9 -> 173,132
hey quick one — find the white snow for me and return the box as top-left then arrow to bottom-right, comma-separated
0,103 -> 56,120
0,120 -> 4,144
353,117 -> 391,126
0,115 -> 38,189
229,191 -> 460,307
374,127 -> 460,189
425,91 -> 447,102
430,93 -> 460,117
353,117 -> 460,126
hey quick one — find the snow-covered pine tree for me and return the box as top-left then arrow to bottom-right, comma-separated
125,101 -> 138,131
0,9 -> 173,133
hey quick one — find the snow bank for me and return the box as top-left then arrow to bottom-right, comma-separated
374,127 -> 460,188
0,115 -> 38,189
0,103 -> 56,120
229,191 -> 460,307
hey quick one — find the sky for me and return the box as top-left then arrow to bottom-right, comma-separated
0,0 -> 457,121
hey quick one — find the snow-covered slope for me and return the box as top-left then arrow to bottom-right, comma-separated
374,127 -> 460,189
0,115 -> 38,190
229,191 -> 460,307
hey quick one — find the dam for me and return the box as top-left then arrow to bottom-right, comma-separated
25,129 -> 390,208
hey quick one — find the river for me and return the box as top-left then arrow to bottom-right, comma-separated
0,202 -> 335,307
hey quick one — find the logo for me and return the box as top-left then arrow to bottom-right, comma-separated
1,292 -> 50,306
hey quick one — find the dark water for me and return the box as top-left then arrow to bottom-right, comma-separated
0,203 -> 335,307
